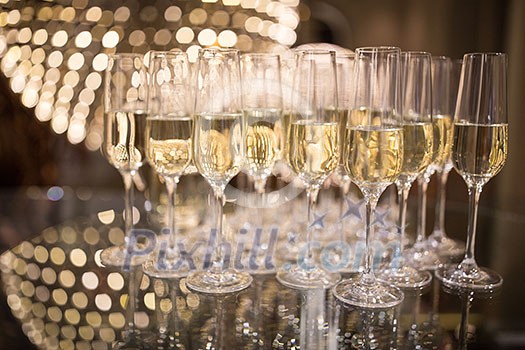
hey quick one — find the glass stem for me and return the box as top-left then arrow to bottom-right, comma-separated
305,186 -> 319,270
165,176 -> 180,252
433,169 -> 451,236
254,177 -> 267,194
339,181 -> 351,243
396,184 -> 410,259
459,292 -> 473,350
125,266 -> 138,337
363,190 -> 380,284
121,170 -> 135,247
120,170 -> 138,339
460,186 -> 482,271
212,187 -> 227,273
416,176 -> 430,243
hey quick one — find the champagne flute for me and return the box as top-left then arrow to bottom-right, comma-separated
101,53 -> 147,266
101,53 -> 149,349
333,46 -> 404,308
436,53 -> 508,290
186,48 -> 253,294
428,57 -> 465,257
333,53 -> 355,264
276,50 -> 341,289
376,51 -> 434,289
404,54 -> 444,271
334,53 -> 355,191
142,51 -> 193,278
240,53 -> 283,194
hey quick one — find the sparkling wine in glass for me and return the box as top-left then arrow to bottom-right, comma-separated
185,48 -> 253,294
333,46 -> 405,308
376,51 -> 434,289
276,50 -> 342,289
102,53 -> 149,349
428,56 -> 465,258
142,51 -> 194,278
240,53 -> 283,194
436,53 -> 508,290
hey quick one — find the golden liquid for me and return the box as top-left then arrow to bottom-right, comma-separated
288,120 -> 339,185
244,108 -> 283,178
146,116 -> 193,177
344,125 -> 403,188
453,122 -> 508,186
282,111 -> 291,163
104,111 -> 146,171
194,113 -> 243,184
432,114 -> 453,169
347,107 -> 386,127
399,122 -> 433,178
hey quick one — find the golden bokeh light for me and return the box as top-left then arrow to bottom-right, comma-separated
0,0 -> 300,149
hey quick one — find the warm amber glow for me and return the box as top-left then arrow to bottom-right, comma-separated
0,0 -> 300,149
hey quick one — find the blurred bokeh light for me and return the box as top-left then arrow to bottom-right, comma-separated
0,0 -> 301,149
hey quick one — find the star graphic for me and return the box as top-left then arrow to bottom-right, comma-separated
372,208 -> 390,227
287,231 -> 298,245
309,212 -> 327,229
340,198 -> 363,221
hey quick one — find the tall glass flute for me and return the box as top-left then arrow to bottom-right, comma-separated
101,53 -> 148,266
240,53 -> 283,195
334,53 -> 355,218
376,52 -> 434,289
428,57 -> 465,258
333,46 -> 405,308
142,51 -> 193,278
186,48 -> 253,294
436,53 -> 508,290
405,55 -> 443,271
101,53 -> 148,349
276,50 -> 341,289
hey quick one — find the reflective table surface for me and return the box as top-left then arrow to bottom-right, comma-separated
0,186 -> 521,349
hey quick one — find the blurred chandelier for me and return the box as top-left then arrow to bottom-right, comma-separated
0,0 -> 301,150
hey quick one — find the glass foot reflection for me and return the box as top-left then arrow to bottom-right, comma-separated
100,245 -> 148,267
142,250 -> 191,279
404,242 -> 441,271
276,265 -> 341,290
427,233 -> 465,259
436,263 -> 503,291
377,263 -> 433,289
186,269 -> 253,294
333,275 -> 404,309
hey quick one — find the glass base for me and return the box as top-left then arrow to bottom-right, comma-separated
376,264 -> 433,289
427,233 -> 465,259
142,253 -> 190,279
185,268 -> 253,294
113,331 -> 153,350
276,265 -> 341,290
435,263 -> 503,291
404,243 -> 441,271
333,275 -> 404,309
100,245 -> 148,268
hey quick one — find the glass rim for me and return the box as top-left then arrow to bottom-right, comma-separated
355,46 -> 401,53
336,52 -> 355,59
463,52 -> 507,58
149,49 -> 185,57
294,49 -> 336,56
107,52 -> 144,59
198,47 -> 239,56
401,51 -> 432,57
431,55 -> 451,61
241,52 -> 280,58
